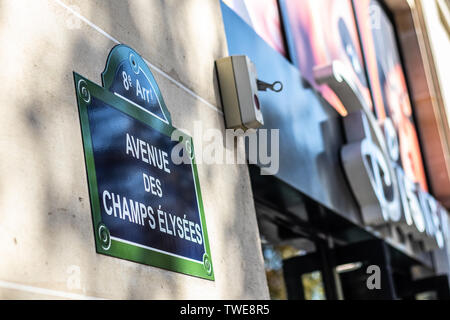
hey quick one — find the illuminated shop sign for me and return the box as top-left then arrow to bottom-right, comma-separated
281,0 -> 445,252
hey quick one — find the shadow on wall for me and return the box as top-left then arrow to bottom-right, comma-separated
0,0 -> 267,299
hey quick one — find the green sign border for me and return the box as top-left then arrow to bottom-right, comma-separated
73,72 -> 214,281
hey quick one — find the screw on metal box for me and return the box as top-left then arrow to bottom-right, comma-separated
257,80 -> 283,93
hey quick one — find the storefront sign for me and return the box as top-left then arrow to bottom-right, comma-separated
73,45 -> 213,280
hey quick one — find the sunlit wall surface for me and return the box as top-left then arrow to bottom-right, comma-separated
281,0 -> 372,116
353,0 -> 428,190
262,243 -> 325,300
222,0 -> 287,56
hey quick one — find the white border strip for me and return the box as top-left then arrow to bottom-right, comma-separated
0,280 -> 105,300
54,0 -> 223,116
138,66 -> 169,123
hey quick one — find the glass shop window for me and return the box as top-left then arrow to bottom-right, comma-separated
222,0 -> 287,56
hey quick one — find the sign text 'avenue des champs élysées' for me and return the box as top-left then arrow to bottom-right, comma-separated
73,45 -> 213,280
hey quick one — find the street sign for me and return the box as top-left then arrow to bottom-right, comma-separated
73,45 -> 213,280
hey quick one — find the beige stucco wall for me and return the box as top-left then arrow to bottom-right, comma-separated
0,0 -> 269,299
